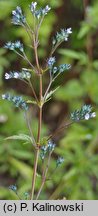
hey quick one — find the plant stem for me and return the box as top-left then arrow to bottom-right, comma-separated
29,80 -> 38,103
34,40 -> 40,72
16,192 -> 22,200
23,23 -> 34,45
50,41 -> 63,56
36,152 -> 52,200
44,79 -> 52,100
48,121 -> 73,140
37,75 -> 43,143
23,51 -> 35,71
30,74 -> 43,199
30,147 -> 39,199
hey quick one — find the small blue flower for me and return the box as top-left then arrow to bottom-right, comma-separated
12,6 -> 26,25
58,64 -> 71,72
30,3 -> 51,19
53,66 -> 58,74
2,93 -> 28,111
40,145 -> 48,160
56,157 -> 64,167
14,41 -> 24,52
52,28 -> 72,46
9,185 -> 17,192
30,2 -> 37,13
5,69 -> 31,81
47,57 -> 56,67
4,42 -> 15,50
70,105 -> 96,121
42,5 -> 51,15
30,2 -> 37,11
67,28 -> 72,34
47,140 -> 56,152
4,41 -> 24,52
35,9 -> 43,19
2,93 -> 11,100
24,192 -> 29,199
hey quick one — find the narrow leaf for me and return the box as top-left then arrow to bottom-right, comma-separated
46,86 -> 59,100
5,134 -> 32,143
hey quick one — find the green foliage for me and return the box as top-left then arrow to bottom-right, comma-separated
55,80 -> 85,102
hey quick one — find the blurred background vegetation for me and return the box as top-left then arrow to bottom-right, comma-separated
0,0 -> 98,200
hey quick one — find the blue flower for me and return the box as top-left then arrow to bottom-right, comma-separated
24,192 -> 29,199
12,6 -> 26,25
47,57 -> 56,67
71,105 -> 96,121
2,94 -> 28,111
52,28 -> 72,46
30,2 -> 37,13
40,140 -> 55,160
30,2 -> 51,19
5,69 -> 31,80
14,41 -> 24,52
4,42 -> 15,50
9,185 -> 17,192
4,41 -> 24,52
42,5 -> 51,15
58,64 -> 71,72
56,157 -> 64,167
47,140 -> 56,152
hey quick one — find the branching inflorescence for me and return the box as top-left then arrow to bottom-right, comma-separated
1,2 -> 96,200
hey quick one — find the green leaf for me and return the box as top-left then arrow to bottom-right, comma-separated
77,24 -> 90,39
5,134 -> 32,144
55,80 -> 85,101
9,157 -> 32,179
59,49 -> 88,65
45,86 -> 60,101
59,49 -> 80,59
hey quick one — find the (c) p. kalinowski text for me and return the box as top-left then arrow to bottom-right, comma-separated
32,202 -> 84,212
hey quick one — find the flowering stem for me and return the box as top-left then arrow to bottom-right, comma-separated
37,74 -> 43,143
28,80 -> 38,103
44,68 -> 52,99
30,147 -> 39,199
14,49 -> 35,71
51,41 -> 63,56
36,152 -> 52,200
36,16 -> 44,43
15,192 -> 22,200
23,51 -> 35,71
30,74 -> 43,199
34,39 -> 40,72
23,23 -> 34,45
14,50 -> 25,59
44,79 -> 52,100
48,121 -> 73,140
